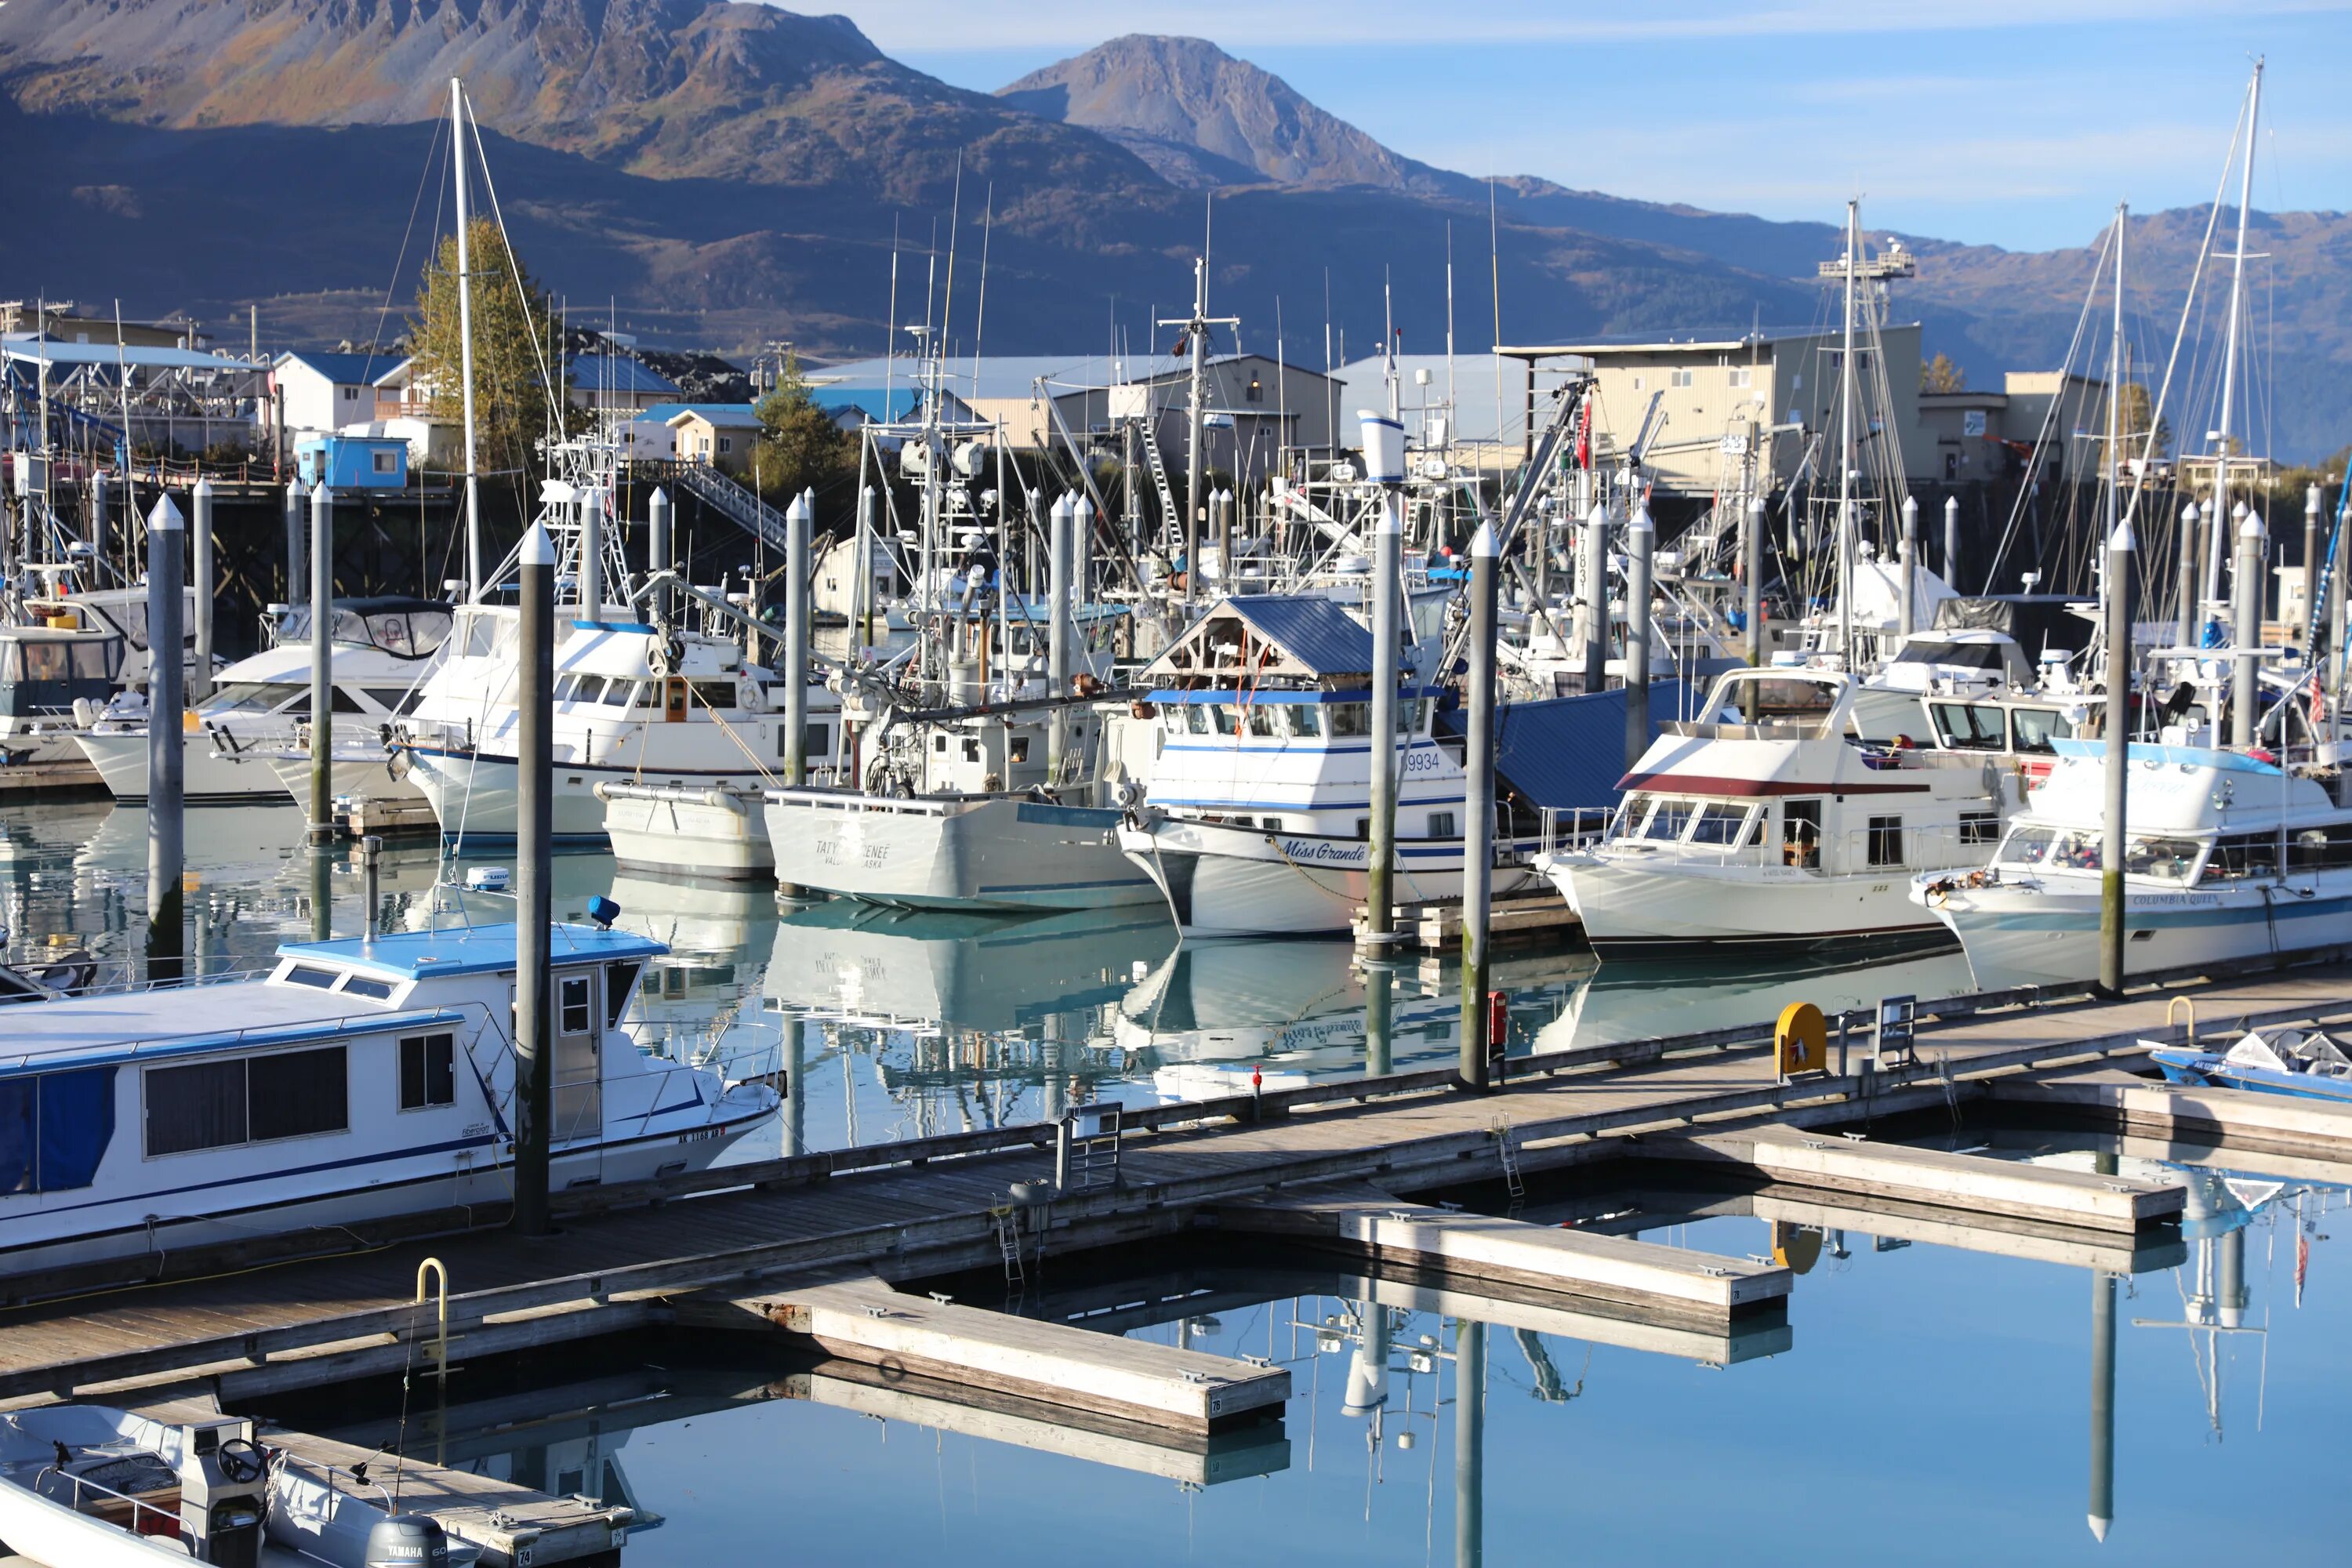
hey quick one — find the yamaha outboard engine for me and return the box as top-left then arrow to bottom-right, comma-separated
365,1512 -> 453,1568
176,1417 -> 267,1567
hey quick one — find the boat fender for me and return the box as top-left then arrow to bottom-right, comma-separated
592,781 -> 614,803
703,789 -> 737,811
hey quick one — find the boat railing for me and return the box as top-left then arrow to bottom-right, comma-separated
35,1463 -> 182,1536
1658,717 -> 1836,742
1537,806 -> 1615,860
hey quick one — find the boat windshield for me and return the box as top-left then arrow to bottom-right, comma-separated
1713,677 -> 1837,720
203,681 -> 301,715
1996,826 -> 2204,882
1896,640 -> 2008,671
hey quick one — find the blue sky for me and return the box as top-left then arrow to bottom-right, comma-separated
804,1 -> 2351,252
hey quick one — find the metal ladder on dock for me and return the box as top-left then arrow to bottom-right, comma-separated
1493,1118 -> 1525,1203
993,1207 -> 1025,1288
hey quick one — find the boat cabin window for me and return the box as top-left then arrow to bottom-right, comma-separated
559,975 -> 593,1036
601,680 -> 636,708
205,681 -> 302,715
2,638 -> 117,684
2206,833 -> 2282,881
2289,824 -> 2352,871
1782,800 -> 1823,868
1998,826 -> 2103,870
1428,811 -> 1457,840
691,680 -> 738,712
1185,705 -> 1210,735
342,976 -> 395,1001
399,1033 -> 456,1111
1929,702 -> 2006,751
1287,704 -> 1323,738
1867,815 -> 1905,867
285,964 -> 339,989
1329,703 -> 1371,737
0,1066 -> 117,1192
362,687 -> 425,716
461,614 -> 499,658
2124,837 -> 2201,883
1245,704 -> 1277,737
1961,811 -> 2000,845
1688,803 -> 1757,848
145,1046 -> 349,1156
1210,706 -> 1240,736
604,962 -> 641,1026
1642,800 -> 1695,841
1897,640 -> 2006,672
2009,708 -> 2073,753
1721,677 -> 1836,720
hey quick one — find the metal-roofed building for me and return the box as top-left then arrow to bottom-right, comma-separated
271,350 -> 409,441
1145,594 -> 1378,686
567,351 -> 681,414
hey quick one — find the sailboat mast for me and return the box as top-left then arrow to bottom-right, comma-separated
1838,198 -> 1858,666
2108,204 -> 2126,646
2205,59 -> 2263,614
450,78 -> 484,603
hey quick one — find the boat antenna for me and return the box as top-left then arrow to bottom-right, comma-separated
971,182 -> 993,397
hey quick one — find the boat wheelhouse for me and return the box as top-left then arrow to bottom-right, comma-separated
0,921 -> 778,1286
1913,740 -> 2352,986
1541,666 -> 2030,954
1117,595 -> 1646,937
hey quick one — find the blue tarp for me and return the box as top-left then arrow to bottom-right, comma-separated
1438,681 -> 1693,812
0,1066 -> 115,1193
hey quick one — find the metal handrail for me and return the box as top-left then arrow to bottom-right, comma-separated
273,1450 -> 394,1512
35,1463 -> 181,1534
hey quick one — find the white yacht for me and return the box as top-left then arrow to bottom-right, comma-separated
1116,595 -> 1640,937
1914,740 -> 2352,986
75,597 -> 450,803
0,920 -> 779,1283
1541,666 -> 2042,954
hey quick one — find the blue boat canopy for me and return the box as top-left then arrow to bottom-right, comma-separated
1146,594 -> 1383,684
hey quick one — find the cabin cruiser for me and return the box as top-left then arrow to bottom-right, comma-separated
0,620 -> 121,775
1116,595 -> 1656,937
1912,740 -> 2352,986
1541,666 -> 2037,954
75,597 -> 451,803
0,1404 -> 485,1567
0,920 -> 778,1283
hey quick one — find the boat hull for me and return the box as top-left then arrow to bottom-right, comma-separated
765,793 -> 1157,909
1548,851 -> 1955,956
405,745 -> 771,842
1924,878 -> 2352,988
74,726 -> 290,804
1120,816 -> 1543,937
604,786 -> 774,880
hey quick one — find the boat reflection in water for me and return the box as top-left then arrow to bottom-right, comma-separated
1531,946 -> 1980,1054
759,900 -> 1178,1152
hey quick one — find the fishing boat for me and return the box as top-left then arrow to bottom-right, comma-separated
1913,740 -> 2352,987
1541,666 -> 2031,954
1117,594 -> 1657,937
77,597 -> 451,804
0,1404 -> 479,1566
2149,1028 -> 2352,1104
0,917 -> 778,1285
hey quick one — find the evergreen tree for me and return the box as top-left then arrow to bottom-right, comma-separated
745,350 -> 857,500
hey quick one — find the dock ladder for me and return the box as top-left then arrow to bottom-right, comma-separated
992,1207 -> 1025,1289
1492,1118 -> 1526,1203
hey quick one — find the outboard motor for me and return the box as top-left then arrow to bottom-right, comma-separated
365,1512 -> 453,1568
176,1417 -> 267,1567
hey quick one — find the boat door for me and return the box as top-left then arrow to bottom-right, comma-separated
553,968 -> 604,1140
662,676 -> 688,722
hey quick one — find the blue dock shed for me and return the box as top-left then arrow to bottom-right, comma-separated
295,435 -> 408,490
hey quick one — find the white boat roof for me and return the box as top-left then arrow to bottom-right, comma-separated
2023,740 -> 2336,831
0,982 -> 464,1079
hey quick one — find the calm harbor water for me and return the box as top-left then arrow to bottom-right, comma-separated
6,800 -> 2344,1564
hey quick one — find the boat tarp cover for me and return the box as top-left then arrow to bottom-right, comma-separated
0,1065 -> 116,1193
1437,681 -> 1691,812
1932,595 -> 2089,658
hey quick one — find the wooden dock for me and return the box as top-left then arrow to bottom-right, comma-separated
5,956 -> 2352,1414
1352,891 -> 1581,951
338,793 -> 442,838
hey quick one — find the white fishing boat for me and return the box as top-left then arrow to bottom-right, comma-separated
1541,666 -> 2034,954
0,1404 -> 481,1566
77,597 -> 450,804
0,917 -> 777,1284
1117,595 -> 1650,937
1913,739 -> 2352,986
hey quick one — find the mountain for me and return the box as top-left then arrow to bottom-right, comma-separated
997,34 -> 1450,195
0,5 -> 2343,459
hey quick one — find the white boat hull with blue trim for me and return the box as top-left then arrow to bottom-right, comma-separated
0,922 -> 778,1286
764,789 -> 1157,909
1915,739 -> 2352,988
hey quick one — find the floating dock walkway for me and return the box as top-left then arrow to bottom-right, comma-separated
5,956 -> 2352,1431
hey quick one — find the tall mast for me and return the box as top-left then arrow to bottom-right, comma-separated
450,78 -> 484,602
1838,198 -> 1858,666
2108,202 -> 2126,665
1186,255 -> 1209,608
2205,59 -> 2263,614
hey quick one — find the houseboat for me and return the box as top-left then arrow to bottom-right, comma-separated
0,920 -> 778,1284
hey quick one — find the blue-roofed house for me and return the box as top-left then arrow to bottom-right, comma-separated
273,350 -> 410,438
567,351 -> 681,414
804,384 -> 925,432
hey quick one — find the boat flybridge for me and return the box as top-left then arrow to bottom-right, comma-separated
1914,739 -> 2352,987
0,920 -> 778,1285
1541,666 -> 2062,954
392,441 -> 845,842
74,597 -> 452,803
